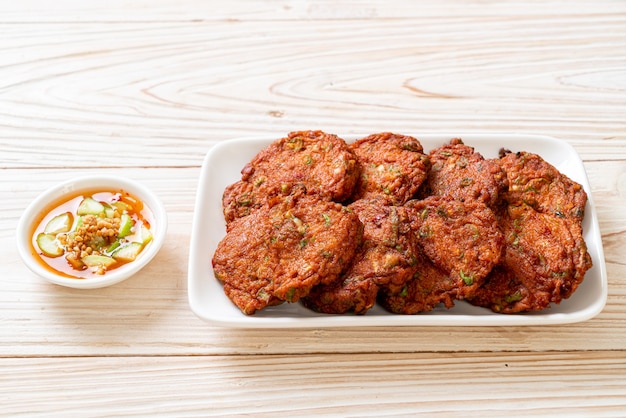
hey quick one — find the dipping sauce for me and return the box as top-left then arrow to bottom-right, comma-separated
30,189 -> 155,279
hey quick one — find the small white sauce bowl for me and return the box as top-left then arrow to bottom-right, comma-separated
16,175 -> 168,289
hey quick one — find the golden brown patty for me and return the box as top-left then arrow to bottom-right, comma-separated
422,138 -> 508,207
497,149 -> 588,220
407,196 -> 505,299
350,132 -> 430,205
302,198 -> 419,315
378,250 -> 457,314
222,130 -> 359,225
212,193 -> 362,315
467,150 -> 592,313
468,205 -> 590,312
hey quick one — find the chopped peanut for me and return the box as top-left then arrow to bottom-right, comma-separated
62,214 -> 122,269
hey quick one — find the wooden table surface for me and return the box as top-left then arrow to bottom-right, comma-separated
2,1 -> 625,416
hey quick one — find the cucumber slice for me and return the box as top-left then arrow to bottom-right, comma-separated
106,239 -> 122,253
103,203 -> 115,219
77,197 -> 104,216
44,212 -> 73,235
112,201 -> 131,212
88,235 -> 107,251
118,213 -> 133,238
112,242 -> 143,262
36,233 -> 64,257
138,225 -> 153,245
82,254 -> 117,269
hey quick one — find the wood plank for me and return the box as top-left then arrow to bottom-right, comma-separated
2,352 -> 626,416
1,10 -> 624,169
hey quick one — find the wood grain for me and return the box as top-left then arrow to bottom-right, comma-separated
2,352 -> 626,416
1,1 -> 626,415
1,2 -> 624,169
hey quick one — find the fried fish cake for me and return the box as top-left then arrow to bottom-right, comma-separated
467,151 -> 592,313
498,149 -> 587,220
302,199 -> 419,314
423,138 -> 507,207
467,203 -> 591,313
378,250 -> 457,314
221,180 -> 257,230
301,275 -> 380,315
498,149 -> 591,283
212,194 -> 362,315
350,132 -> 430,205
222,130 -> 359,224
407,196 -> 504,299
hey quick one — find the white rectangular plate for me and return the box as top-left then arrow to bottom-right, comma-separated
188,134 -> 607,328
